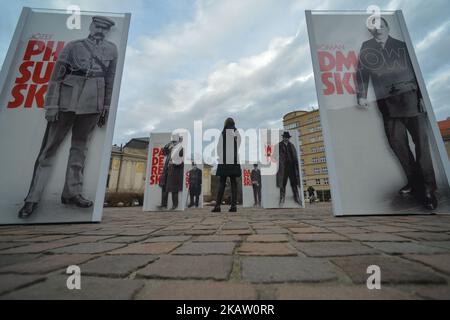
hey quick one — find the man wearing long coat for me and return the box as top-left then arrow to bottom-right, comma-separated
188,164 -> 202,208
356,17 -> 437,210
159,137 -> 184,210
274,132 -> 301,205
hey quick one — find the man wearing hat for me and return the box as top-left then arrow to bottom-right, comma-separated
18,16 -> 118,218
188,162 -> 202,208
274,131 -> 302,206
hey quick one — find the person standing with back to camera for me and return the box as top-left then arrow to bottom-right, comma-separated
212,118 -> 241,213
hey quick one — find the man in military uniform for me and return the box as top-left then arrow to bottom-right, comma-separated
251,164 -> 262,207
18,16 -> 118,218
356,17 -> 438,210
158,135 -> 184,211
188,163 -> 202,208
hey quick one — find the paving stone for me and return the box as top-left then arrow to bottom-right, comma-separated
144,236 -> 191,243
294,233 -> 348,242
421,241 -> 450,250
119,229 -> 159,236
59,235 -> 116,243
363,242 -> 448,255
222,223 -> 250,230
0,242 -> 72,254
151,230 -> 184,236
20,235 -> 72,242
0,243 -> 28,251
0,235 -> 37,242
241,257 -> 338,283
0,254 -> 96,274
2,276 -> 143,300
255,228 -> 289,234
246,235 -> 289,242
397,232 -> 450,242
412,286 -> 450,300
163,225 -> 193,231
108,242 -> 181,255
328,227 -> 371,234
0,274 -> 46,296
0,254 -> 39,268
289,227 -> 330,234
137,255 -> 233,280
405,254 -> 450,275
239,243 -> 297,256
184,230 -> 216,235
331,255 -> 446,284
80,255 -> 158,277
193,235 -> 242,242
173,242 -> 236,255
50,243 -> 125,254
136,281 -> 257,300
220,229 -> 253,235
345,233 -> 411,242
191,225 -> 219,230
363,225 -> 415,233
103,236 -> 149,243
294,242 -> 378,257
275,284 -> 414,300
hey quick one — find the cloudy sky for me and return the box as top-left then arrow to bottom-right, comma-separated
1,0 -> 449,145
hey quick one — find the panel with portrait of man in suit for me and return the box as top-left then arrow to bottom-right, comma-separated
306,10 -> 450,216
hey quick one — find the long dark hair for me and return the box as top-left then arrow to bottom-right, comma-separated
223,118 -> 236,132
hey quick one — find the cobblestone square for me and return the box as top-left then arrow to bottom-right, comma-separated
1,203 -> 450,300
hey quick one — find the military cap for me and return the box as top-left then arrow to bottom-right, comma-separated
92,16 -> 115,29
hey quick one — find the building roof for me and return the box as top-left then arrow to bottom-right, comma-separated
283,109 -> 318,122
438,119 -> 450,140
124,137 -> 150,150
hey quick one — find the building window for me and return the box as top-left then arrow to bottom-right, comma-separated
324,178 -> 329,185
311,147 -> 317,153
301,159 -> 304,165
318,146 -> 325,152
322,167 -> 328,174
314,168 -> 320,174
312,157 -> 318,164
284,122 -> 299,130
320,156 -> 326,163
310,137 -> 316,143
315,179 -> 321,185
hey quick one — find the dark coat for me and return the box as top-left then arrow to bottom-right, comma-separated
274,141 -> 300,188
356,36 -> 421,118
188,167 -> 202,196
159,142 -> 184,193
251,169 -> 261,186
216,129 -> 242,177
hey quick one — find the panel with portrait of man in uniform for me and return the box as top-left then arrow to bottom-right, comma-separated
0,8 -> 130,225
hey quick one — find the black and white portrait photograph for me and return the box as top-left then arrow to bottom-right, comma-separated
306,11 -> 450,216
0,9 -> 130,224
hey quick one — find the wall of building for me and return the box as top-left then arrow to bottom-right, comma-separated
107,147 -> 147,194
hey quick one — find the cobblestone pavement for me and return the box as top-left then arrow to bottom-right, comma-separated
1,203 -> 450,300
